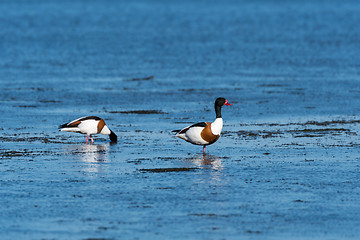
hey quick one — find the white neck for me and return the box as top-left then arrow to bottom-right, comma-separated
211,118 -> 223,135
100,125 -> 111,135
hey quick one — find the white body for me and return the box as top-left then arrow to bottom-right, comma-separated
177,126 -> 208,145
60,118 -> 111,135
176,118 -> 223,145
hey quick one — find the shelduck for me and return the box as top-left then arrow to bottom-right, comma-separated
59,116 -> 117,144
173,97 -> 232,153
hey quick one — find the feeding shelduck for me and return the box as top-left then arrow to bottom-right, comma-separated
59,116 -> 117,144
173,97 -> 232,153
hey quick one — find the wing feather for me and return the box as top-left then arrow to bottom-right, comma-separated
59,116 -> 101,129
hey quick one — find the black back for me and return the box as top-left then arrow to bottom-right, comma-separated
77,116 -> 102,121
190,122 -> 207,128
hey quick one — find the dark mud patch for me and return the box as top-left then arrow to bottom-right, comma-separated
3,87 -> 54,91
155,157 -> 180,161
0,136 -> 63,144
222,130 -> 283,139
67,179 -> 86,183
0,149 -> 61,159
18,105 -> 38,108
246,230 -> 263,234
134,129 -> 154,133
189,213 -> 217,218
256,100 -> 269,104
108,110 -> 166,114
293,199 -> 310,203
224,127 -> 355,140
39,100 -> 62,103
0,150 -> 29,158
179,88 -> 199,92
139,167 -> 198,173
127,159 -> 143,165
304,119 -> 360,126
258,84 -> 289,87
289,128 -> 353,137
189,213 -> 243,218
127,75 -> 154,81
291,128 -> 350,133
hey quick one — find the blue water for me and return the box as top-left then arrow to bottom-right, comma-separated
1,0 -> 360,239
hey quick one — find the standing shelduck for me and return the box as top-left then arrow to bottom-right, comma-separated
173,97 -> 232,153
59,116 -> 117,144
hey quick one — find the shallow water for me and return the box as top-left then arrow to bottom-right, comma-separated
1,0 -> 360,239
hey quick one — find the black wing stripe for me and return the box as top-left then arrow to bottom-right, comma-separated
189,122 -> 207,128
176,122 -> 207,134
77,116 -> 102,121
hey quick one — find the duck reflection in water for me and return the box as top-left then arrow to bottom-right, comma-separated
63,143 -> 114,172
186,154 -> 224,183
79,144 -> 109,163
187,153 -> 223,170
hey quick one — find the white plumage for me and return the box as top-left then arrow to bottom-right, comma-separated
175,126 -> 209,145
173,98 -> 231,153
59,116 -> 117,144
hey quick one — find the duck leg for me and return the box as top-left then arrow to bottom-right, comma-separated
203,145 -> 206,153
90,135 -> 94,143
86,134 -> 89,144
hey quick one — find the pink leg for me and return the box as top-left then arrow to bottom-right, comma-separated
203,145 -> 206,153
90,135 -> 94,143
86,135 -> 89,144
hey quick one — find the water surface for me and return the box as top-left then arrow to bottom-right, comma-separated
1,0 -> 360,239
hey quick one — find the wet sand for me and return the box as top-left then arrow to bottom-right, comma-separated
1,88 -> 360,239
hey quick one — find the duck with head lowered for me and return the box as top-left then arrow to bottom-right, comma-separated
59,116 -> 117,144
173,97 -> 232,153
